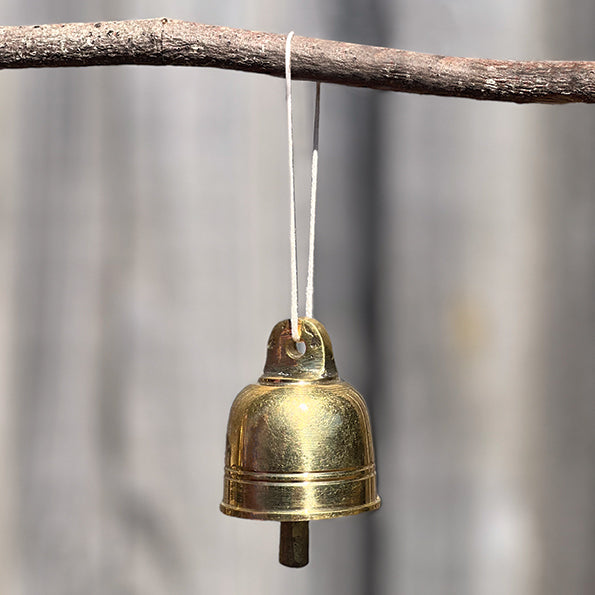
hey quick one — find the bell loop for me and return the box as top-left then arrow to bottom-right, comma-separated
259,318 -> 338,384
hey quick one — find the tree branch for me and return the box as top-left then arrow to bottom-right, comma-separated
1,18 -> 595,103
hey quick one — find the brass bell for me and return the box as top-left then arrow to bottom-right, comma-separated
221,317 -> 381,567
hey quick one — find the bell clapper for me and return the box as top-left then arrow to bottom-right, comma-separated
279,521 -> 309,568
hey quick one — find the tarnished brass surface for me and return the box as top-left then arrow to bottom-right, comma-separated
221,318 -> 381,522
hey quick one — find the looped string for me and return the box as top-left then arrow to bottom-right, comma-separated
285,32 -> 299,342
285,32 -> 322,342
305,81 -> 321,319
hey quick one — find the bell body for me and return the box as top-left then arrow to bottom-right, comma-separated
221,318 -> 380,522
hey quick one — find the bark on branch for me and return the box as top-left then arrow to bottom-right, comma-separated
1,18 -> 595,104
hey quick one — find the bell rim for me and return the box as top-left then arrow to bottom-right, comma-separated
219,496 -> 381,521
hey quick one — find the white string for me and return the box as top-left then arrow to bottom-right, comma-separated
305,82 -> 321,319
285,31 -> 300,342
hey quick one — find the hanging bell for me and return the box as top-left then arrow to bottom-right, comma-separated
221,317 -> 381,567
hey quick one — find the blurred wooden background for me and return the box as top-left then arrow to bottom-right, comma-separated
0,1 -> 594,594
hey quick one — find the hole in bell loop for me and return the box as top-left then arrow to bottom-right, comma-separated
286,340 -> 306,359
